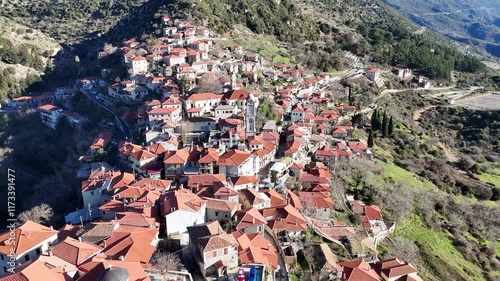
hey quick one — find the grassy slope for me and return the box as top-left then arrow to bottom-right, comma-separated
376,159 -> 489,281
476,168 -> 500,188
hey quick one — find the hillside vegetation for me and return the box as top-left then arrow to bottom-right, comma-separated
0,16 -> 60,99
382,0 -> 500,57
0,0 -> 153,43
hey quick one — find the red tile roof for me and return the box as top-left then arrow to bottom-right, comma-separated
0,260 -> 69,281
161,189 -> 206,215
218,149 -> 252,166
340,260 -> 380,281
0,221 -> 58,257
233,231 -> 279,270
298,191 -> 334,209
77,260 -> 151,281
52,237 -> 102,266
102,226 -> 158,263
235,207 -> 267,229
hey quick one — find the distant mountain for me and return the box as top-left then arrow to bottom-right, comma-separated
381,0 -> 500,57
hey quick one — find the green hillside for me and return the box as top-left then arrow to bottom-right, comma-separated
382,0 -> 500,57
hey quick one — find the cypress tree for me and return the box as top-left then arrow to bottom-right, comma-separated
388,116 -> 394,136
368,130 -> 374,147
382,110 -> 388,137
348,87 -> 353,106
371,108 -> 378,130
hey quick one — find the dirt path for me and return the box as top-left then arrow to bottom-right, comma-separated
413,105 -> 458,163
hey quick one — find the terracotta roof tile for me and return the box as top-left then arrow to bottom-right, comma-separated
0,221 -> 58,257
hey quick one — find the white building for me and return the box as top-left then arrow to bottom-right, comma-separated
162,190 -> 207,236
218,149 -> 256,177
0,221 -> 58,275
130,56 -> 148,76
38,104 -> 63,129
214,104 -> 237,119
184,93 -> 222,116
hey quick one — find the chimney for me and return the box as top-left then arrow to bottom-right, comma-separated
50,226 -> 53,231
267,243 -> 271,250
48,248 -> 53,257
119,256 -> 125,261
103,240 -> 107,248
78,237 -> 82,243
252,217 -> 255,224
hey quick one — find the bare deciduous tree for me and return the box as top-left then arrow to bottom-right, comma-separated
390,237 -> 421,266
192,75 -> 223,94
103,43 -> 117,55
17,203 -> 54,225
151,251 -> 181,280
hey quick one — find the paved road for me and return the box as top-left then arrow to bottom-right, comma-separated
79,88 -> 133,140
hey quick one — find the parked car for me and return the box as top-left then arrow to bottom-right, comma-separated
237,268 -> 246,281
248,267 -> 257,281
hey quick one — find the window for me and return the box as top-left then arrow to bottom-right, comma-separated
224,248 -> 228,255
213,251 -> 217,258
215,212 -> 219,216
24,255 -> 30,262
103,211 -> 106,215
36,248 -> 41,255
224,214 -> 228,218
3,267 -> 6,273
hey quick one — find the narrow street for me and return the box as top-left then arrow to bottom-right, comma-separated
263,230 -> 288,281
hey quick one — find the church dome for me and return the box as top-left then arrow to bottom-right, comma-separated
97,266 -> 129,281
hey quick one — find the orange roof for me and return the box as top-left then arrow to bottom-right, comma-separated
260,204 -> 307,232
147,107 -> 177,115
340,260 -> 380,281
103,226 -> 158,263
239,187 -> 266,206
0,260 -> 69,281
224,89 -> 250,101
205,198 -> 240,212
235,207 -> 267,229
89,132 -> 113,150
230,176 -> 259,186
233,231 -> 279,270
132,178 -> 171,189
298,191 -> 334,209
38,104 -> 60,111
131,56 -> 145,61
286,189 -> 303,209
52,237 -> 102,266
0,221 -> 58,257
284,140 -> 302,154
185,92 -> 222,102
261,189 -> 286,207
99,200 -> 126,212
218,149 -> 252,166
198,148 -> 219,164
163,149 -> 189,164
108,172 -> 135,191
364,205 -> 382,221
161,189 -> 206,215
187,174 -> 227,189
77,260 -> 151,281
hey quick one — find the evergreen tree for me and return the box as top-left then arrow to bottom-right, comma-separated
388,116 -> 394,136
367,130 -> 374,148
382,110 -> 388,137
371,108 -> 379,130
348,87 -> 353,106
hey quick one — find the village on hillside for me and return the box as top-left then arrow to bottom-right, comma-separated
0,15 -> 427,281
